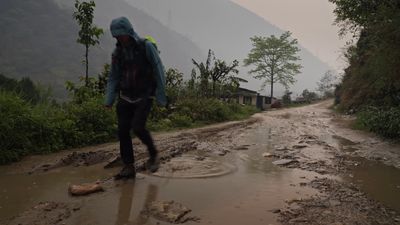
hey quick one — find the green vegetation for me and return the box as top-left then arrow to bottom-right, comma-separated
330,0 -> 400,138
317,70 -> 337,99
244,31 -> 302,99
191,50 -> 244,98
355,106 -> 400,139
73,0 -> 104,86
0,66 -> 258,164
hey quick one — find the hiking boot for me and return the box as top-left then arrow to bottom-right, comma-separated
114,164 -> 136,180
146,156 -> 160,173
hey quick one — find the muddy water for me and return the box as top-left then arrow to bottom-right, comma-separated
333,135 -> 400,213
0,125 -> 322,225
347,158 -> 400,212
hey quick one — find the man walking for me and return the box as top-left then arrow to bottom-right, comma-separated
104,17 -> 167,179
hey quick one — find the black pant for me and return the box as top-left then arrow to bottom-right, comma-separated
117,98 -> 157,165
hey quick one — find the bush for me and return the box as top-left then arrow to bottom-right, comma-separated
63,97 -> 116,146
0,92 -> 34,163
356,106 -> 400,139
0,91 -> 117,164
0,89 -> 258,164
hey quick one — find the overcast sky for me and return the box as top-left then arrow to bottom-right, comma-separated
231,0 -> 349,72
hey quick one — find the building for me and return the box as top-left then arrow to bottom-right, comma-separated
233,88 -> 275,110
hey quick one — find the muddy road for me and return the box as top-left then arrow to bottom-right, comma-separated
1,100 -> 400,225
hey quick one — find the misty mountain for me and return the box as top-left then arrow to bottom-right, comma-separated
0,0 -> 203,98
126,0 -> 332,96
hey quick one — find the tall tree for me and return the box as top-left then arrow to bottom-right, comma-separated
317,70 -> 337,98
192,50 -> 239,97
244,31 -> 302,99
302,89 -> 318,102
329,0 -> 400,36
165,68 -> 184,104
210,59 -> 239,97
73,0 -> 103,87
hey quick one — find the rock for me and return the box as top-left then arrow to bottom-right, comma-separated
289,217 -> 308,223
329,200 -> 341,207
293,144 -> 308,149
235,146 -> 249,151
275,146 -> 288,151
68,182 -> 104,196
273,159 -> 297,166
195,156 -> 205,161
104,156 -> 122,168
218,151 -> 227,156
262,153 -> 273,158
271,209 -> 281,213
142,200 -> 199,223
322,210 -> 332,215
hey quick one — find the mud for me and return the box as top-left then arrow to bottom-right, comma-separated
259,101 -> 400,224
2,101 -> 400,225
141,200 -> 200,223
29,150 -> 117,174
5,201 -> 81,225
153,154 -> 236,178
279,178 -> 400,225
28,117 -> 260,175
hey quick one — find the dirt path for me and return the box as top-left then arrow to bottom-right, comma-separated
1,100 -> 400,225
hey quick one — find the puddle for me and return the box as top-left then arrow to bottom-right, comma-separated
330,134 -> 400,212
0,125 -> 322,225
346,157 -> 400,212
152,154 -> 236,179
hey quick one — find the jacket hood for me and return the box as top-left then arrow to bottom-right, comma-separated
110,17 -> 140,42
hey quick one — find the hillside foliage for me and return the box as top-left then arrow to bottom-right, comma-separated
330,0 -> 400,138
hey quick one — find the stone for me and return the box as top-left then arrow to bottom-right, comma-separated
142,200 -> 198,223
262,153 -> 273,158
275,146 -> 288,151
104,156 -> 122,168
271,209 -> 281,213
68,182 -> 104,196
273,159 -> 297,166
293,144 -> 308,149
289,217 -> 308,223
329,200 -> 341,207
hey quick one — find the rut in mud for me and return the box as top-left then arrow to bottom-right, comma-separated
1,101 -> 400,225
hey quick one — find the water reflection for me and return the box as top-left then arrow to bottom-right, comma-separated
115,181 -> 158,225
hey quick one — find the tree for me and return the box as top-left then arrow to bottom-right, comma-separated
328,0 -> 400,36
282,90 -> 292,105
96,64 -> 110,95
317,70 -> 337,98
244,31 -> 302,99
165,68 -> 184,104
192,50 -> 212,97
73,0 -> 103,87
192,50 -> 239,97
302,89 -> 318,102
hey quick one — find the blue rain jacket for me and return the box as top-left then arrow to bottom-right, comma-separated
105,17 -> 167,106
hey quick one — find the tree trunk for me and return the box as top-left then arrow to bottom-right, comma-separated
212,80 -> 216,97
270,75 -> 274,100
85,45 -> 89,87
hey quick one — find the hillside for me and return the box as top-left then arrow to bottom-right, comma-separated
0,0 -> 203,98
127,0 -> 332,96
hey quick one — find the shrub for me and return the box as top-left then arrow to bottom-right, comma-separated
0,92 -> 34,163
64,97 -> 116,146
356,106 -> 400,139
